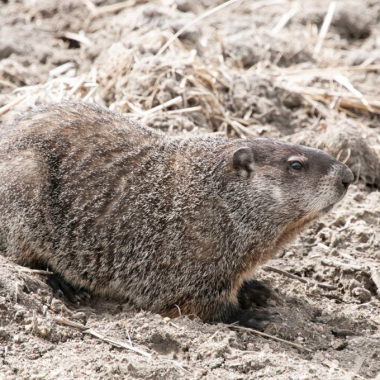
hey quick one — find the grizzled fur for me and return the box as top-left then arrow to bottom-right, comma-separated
0,102 -> 353,325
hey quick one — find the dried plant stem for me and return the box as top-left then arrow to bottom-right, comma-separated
53,317 -> 87,330
68,76 -> 86,96
53,316 -> 189,373
53,316 -> 152,357
84,329 -> 152,358
272,4 -> 299,35
0,95 -> 27,116
144,96 -> 183,115
274,64 -> 380,77
226,324 -> 313,353
0,79 -> 17,89
286,85 -> 380,115
319,258 -> 367,272
61,32 -> 93,47
333,74 -> 374,112
94,0 -> 137,16
167,106 -> 202,115
314,1 -> 336,55
262,265 -> 338,290
156,0 -> 285,57
18,268 -> 53,276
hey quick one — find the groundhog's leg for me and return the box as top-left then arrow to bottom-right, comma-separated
0,148 -> 89,302
0,151 -> 51,265
237,279 -> 274,309
217,279 -> 275,330
165,285 -> 272,330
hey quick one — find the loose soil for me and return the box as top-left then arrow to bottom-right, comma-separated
0,0 -> 380,379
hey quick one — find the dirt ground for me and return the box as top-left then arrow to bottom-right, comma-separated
1,0 -> 380,379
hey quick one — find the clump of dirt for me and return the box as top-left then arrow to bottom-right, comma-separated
332,2 -> 375,40
222,29 -> 314,68
317,121 -> 380,187
297,1 -> 376,40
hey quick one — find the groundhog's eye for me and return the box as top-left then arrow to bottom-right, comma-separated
290,161 -> 303,170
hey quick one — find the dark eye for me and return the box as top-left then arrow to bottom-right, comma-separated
290,161 -> 303,170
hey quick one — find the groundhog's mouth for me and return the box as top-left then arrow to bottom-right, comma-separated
321,188 -> 348,214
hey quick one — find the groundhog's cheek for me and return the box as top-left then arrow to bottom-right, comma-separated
318,177 -> 343,205
269,186 -> 283,203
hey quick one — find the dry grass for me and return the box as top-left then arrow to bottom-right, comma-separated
1,0 -> 380,134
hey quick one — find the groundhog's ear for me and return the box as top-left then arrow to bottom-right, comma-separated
231,147 -> 254,178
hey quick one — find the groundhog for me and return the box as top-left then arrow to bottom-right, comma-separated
0,102 -> 353,328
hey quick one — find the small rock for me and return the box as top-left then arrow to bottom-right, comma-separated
72,312 -> 87,324
15,310 -> 26,321
50,298 -> 70,316
332,3 -> 374,39
0,43 -> 19,59
313,352 -> 324,361
199,368 -> 208,376
37,326 -> 51,338
349,279 -> 362,292
50,298 -> 64,313
0,328 -> 9,341
263,343 -> 271,351
175,0 -> 194,13
331,328 -> 356,338
352,287 -> 372,303
331,340 -> 349,350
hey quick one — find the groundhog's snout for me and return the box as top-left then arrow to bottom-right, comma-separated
340,165 -> 354,190
334,164 -> 354,198
319,163 -> 353,213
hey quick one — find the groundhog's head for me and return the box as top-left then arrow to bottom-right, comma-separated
229,139 -> 354,221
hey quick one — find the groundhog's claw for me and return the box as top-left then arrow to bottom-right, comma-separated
240,310 -> 272,330
238,279 -> 274,309
224,308 -> 272,331
47,272 -> 89,303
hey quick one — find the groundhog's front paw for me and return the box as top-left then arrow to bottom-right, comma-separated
238,279 -> 274,309
239,309 -> 272,330
224,308 -> 272,331
47,272 -> 89,303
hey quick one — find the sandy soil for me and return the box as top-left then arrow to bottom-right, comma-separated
0,0 -> 380,379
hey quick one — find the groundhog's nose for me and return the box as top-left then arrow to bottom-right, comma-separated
341,167 -> 354,189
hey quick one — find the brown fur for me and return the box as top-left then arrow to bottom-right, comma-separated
0,102 -> 353,324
